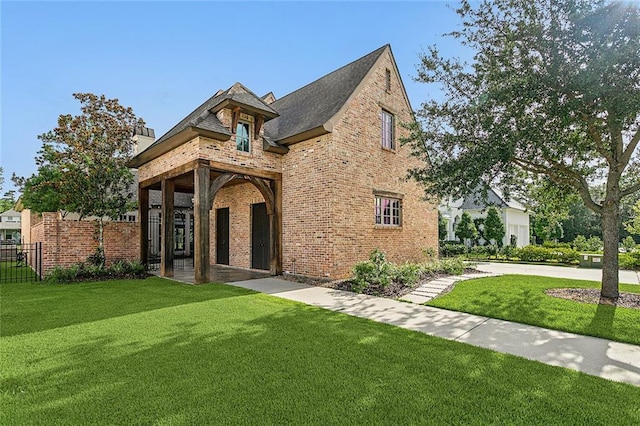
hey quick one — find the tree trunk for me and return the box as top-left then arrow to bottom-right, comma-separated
98,218 -> 105,268
600,202 -> 619,301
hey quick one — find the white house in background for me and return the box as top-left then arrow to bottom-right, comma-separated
439,188 -> 530,247
0,209 -> 22,242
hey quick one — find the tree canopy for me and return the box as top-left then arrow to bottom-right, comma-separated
407,0 -> 640,300
15,93 -> 144,264
0,168 -> 17,213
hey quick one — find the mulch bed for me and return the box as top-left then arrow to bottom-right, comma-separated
545,288 -> 640,310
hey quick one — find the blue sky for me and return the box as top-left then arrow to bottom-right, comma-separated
1,1 -> 471,194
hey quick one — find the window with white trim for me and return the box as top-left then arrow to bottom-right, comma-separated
236,121 -> 250,152
375,196 -> 401,226
381,110 -> 394,150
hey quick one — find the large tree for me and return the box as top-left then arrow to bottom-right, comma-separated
407,0 -> 640,301
16,93 -> 144,264
0,167 -> 17,212
484,207 -> 505,246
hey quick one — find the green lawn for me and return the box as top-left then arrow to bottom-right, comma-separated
428,275 -> 640,345
0,261 -> 39,283
1,278 -> 639,425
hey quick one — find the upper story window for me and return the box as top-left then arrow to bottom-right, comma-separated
381,110 -> 394,150
236,121 -> 250,152
385,69 -> 391,92
375,196 -> 401,226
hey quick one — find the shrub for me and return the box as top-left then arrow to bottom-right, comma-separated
515,245 -> 550,262
45,259 -> 148,283
550,247 -> 580,263
515,245 -> 579,264
467,245 -> 488,259
572,235 -> 589,252
586,236 -> 603,252
436,257 -> 467,275
500,244 -> 519,259
394,262 -> 422,287
621,236 -> 637,252
542,241 -> 571,249
441,241 -> 467,257
619,251 -> 640,271
352,249 -> 395,293
350,251 -> 469,296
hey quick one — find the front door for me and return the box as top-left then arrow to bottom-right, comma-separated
216,208 -> 229,265
251,203 -> 270,270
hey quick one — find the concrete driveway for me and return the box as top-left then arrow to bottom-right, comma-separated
474,262 -> 640,284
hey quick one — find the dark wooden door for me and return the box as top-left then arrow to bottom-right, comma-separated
216,208 -> 229,265
251,203 -> 270,270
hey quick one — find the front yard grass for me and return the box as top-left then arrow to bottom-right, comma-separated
427,275 -> 640,345
1,277 -> 639,424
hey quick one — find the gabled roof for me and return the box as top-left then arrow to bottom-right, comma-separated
460,187 -> 526,211
131,44 -> 394,167
150,82 -> 278,149
264,44 -> 389,143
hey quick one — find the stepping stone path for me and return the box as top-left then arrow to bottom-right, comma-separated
402,272 -> 500,304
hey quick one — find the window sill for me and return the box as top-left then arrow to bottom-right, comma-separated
381,146 -> 396,153
374,224 -> 402,230
236,150 -> 252,157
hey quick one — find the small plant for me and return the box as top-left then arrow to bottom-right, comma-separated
87,247 -> 106,267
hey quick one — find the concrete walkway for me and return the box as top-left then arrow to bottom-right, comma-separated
475,262 -> 640,284
229,277 -> 640,387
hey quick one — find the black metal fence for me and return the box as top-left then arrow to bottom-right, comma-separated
0,242 -> 42,283
147,215 -> 192,271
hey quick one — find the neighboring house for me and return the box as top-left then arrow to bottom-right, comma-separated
0,209 -> 21,242
440,188 -> 530,247
129,44 -> 438,283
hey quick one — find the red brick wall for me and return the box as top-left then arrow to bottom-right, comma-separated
281,135 -> 335,277
211,182 -> 265,268
326,49 -> 438,277
25,211 -> 140,275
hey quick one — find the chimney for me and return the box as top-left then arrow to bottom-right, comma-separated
133,126 -> 156,155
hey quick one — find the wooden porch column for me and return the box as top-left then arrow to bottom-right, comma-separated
161,179 -> 174,277
194,166 -> 210,284
138,185 -> 149,266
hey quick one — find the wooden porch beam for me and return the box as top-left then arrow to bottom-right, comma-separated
194,165 -> 210,284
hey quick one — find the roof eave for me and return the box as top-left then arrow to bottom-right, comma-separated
277,125 -> 331,145
210,99 -> 279,120
128,127 -> 231,168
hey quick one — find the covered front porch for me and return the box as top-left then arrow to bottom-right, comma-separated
138,159 -> 283,284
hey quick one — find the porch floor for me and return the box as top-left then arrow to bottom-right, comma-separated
151,262 -> 272,284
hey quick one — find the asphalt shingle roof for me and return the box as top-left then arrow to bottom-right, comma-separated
136,45 -> 389,161
264,45 -> 388,142
150,83 -> 277,149
460,187 -> 526,211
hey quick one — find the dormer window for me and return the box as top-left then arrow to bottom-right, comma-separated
236,121 -> 250,152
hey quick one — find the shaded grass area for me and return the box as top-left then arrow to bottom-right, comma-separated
0,261 -> 39,284
427,275 -> 640,345
1,278 -> 639,425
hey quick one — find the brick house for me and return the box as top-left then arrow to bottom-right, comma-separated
129,44 -> 438,283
